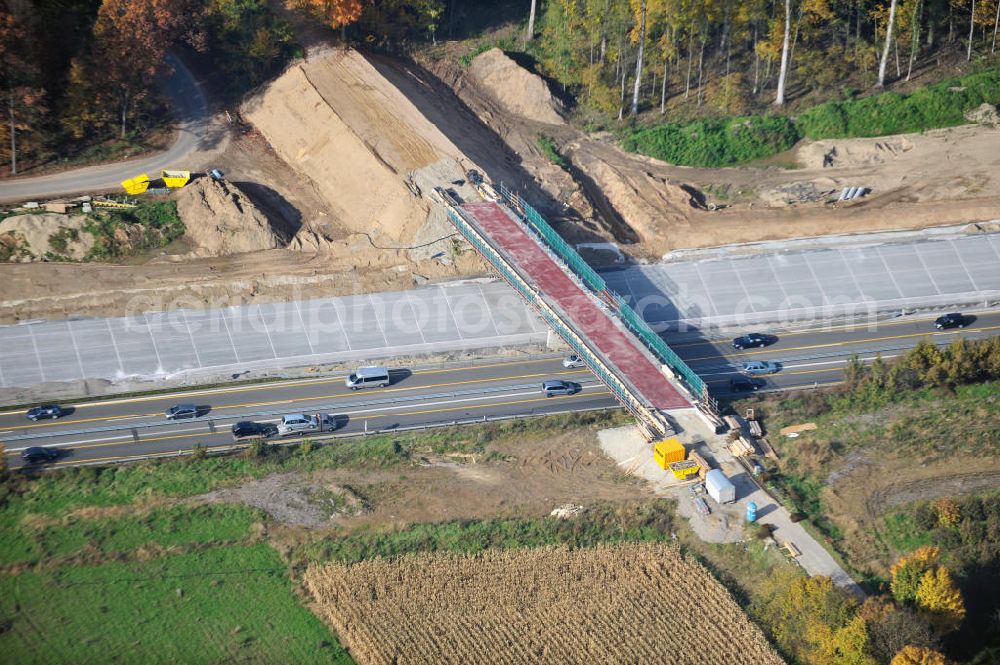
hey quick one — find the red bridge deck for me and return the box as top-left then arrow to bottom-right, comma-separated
462,201 -> 690,411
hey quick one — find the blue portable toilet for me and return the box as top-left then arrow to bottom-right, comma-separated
746,501 -> 758,523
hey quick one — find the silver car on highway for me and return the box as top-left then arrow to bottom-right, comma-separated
741,360 -> 780,375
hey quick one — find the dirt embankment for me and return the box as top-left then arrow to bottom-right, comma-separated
176,178 -> 288,256
422,48 -> 1000,259
0,48 -> 493,323
0,214 -> 95,261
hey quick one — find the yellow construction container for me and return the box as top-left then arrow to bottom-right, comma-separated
161,170 -> 191,188
121,173 -> 150,195
669,460 -> 701,480
653,437 -> 686,469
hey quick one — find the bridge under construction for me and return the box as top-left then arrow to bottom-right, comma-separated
436,179 -> 716,440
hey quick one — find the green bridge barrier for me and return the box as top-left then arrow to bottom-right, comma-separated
498,184 -> 607,294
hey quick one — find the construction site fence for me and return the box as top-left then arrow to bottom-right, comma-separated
497,183 -> 608,294
614,293 -> 708,398
495,183 -> 706,400
442,204 -> 652,425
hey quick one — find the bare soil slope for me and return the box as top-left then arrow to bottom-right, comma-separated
468,48 -> 565,125
242,47 -> 470,244
176,178 -> 288,256
421,49 -> 1000,259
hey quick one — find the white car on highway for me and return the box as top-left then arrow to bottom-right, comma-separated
562,354 -> 586,369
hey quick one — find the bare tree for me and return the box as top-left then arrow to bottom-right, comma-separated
993,0 -> 999,52
631,0 -> 647,115
907,0 -> 922,81
967,0 -> 976,60
527,0 -> 537,41
774,0 -> 792,105
878,0 -> 899,86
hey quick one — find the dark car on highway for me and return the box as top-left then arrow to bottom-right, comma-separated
934,313 -> 968,330
25,404 -> 65,421
732,333 -> 775,350
21,446 -> 60,464
730,377 -> 764,392
231,421 -> 278,441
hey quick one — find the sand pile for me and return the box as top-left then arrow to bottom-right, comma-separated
0,213 -> 95,261
176,178 -> 287,256
797,135 -> 914,169
468,48 -> 565,125
242,48 -> 471,245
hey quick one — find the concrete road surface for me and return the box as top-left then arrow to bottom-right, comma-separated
2,358 -> 614,468
4,308 -> 999,467
0,54 -> 216,203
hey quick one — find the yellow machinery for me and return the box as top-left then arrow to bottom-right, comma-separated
121,173 -> 150,195
669,459 -> 701,480
161,170 -> 191,188
653,437 -> 686,469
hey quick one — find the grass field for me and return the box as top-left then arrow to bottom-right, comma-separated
305,542 -> 784,665
0,545 -> 349,665
0,412 -> 631,663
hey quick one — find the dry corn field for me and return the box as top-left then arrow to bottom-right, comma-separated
304,542 -> 785,664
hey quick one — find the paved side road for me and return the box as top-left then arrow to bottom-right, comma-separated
736,474 -> 866,599
0,54 -> 214,203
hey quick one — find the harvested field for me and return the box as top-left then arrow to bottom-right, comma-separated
304,541 -> 784,665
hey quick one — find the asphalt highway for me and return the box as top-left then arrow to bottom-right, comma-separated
4,309 -> 998,468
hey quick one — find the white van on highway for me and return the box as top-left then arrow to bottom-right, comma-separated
345,366 -> 391,390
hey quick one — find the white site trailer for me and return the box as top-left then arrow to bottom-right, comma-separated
705,469 -> 736,504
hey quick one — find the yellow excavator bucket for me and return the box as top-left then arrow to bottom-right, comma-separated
121,173 -> 150,195
161,170 -> 191,188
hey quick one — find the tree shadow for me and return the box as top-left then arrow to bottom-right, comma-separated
444,0 -> 530,41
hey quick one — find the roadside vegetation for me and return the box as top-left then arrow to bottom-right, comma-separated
536,133 -> 568,168
736,337 -> 1000,663
4,403 -> 988,664
83,200 -> 186,260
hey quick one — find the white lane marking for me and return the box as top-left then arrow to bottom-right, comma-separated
6,426 -> 210,451
9,382 -> 606,451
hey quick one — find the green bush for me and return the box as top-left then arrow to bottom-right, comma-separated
621,115 -> 800,167
84,200 -> 185,260
798,68 -> 1000,138
536,133 -> 567,168
47,227 -> 79,254
623,68 -> 1000,166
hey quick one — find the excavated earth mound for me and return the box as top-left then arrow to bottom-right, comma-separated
242,48 -> 473,246
0,213 -> 95,261
569,146 -> 703,256
176,178 -> 287,256
468,48 -> 565,125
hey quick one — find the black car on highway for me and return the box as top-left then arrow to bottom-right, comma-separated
25,404 -> 65,421
730,377 -> 764,392
231,421 -> 278,441
934,313 -> 968,330
732,333 -> 775,350
21,446 -> 60,464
